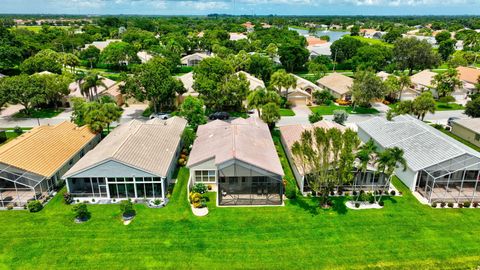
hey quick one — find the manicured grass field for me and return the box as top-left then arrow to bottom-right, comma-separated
0,132 -> 21,146
435,102 -> 465,111
350,35 -> 393,47
279,108 -> 295,116
310,104 -> 379,115
13,108 -> 64,119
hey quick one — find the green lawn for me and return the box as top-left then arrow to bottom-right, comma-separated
13,108 -> 64,119
310,104 -> 379,115
279,108 -> 295,116
350,35 -> 393,47
0,132 -> 21,146
435,102 -> 465,111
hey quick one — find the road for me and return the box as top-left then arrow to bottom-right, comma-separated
0,103 -> 467,128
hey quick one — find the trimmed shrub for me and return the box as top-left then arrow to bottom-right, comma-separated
390,190 -> 396,196
27,200 -> 43,212
352,191 -> 357,196
458,203 -> 464,208
285,188 -> 296,199
120,199 -> 135,217
330,190 -> 335,196
63,192 -> 73,204
192,183 -> 208,194
431,202 -> 437,208
440,202 -> 446,208
448,202 -> 454,208
473,202 -> 478,208
438,95 -> 455,103
378,201 -> 384,206
355,202 -> 360,208
7,203 -> 14,210
13,126 -> 23,135
463,201 -> 471,208
207,184 -> 212,191
72,203 -> 89,220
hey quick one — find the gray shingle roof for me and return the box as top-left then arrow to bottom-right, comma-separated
357,115 -> 480,171
63,117 -> 187,178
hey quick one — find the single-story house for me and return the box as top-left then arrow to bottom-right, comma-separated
69,77 -> 124,106
229,32 -> 248,41
308,42 -> 332,58
187,117 -> 284,206
137,51 -> 153,63
180,52 -> 211,67
82,39 -> 121,51
306,36 -> 327,47
361,29 -> 385,39
63,117 -> 187,201
410,70 -> 436,92
377,71 -> 420,101
357,115 -> 480,204
0,122 -> 99,208
317,73 -> 353,100
280,120 -> 383,194
456,66 -> 480,95
283,74 -> 320,106
451,118 -> 480,148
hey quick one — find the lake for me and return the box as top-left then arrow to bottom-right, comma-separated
289,27 -> 349,43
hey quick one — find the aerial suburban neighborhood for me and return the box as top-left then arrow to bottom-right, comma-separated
0,1 -> 479,268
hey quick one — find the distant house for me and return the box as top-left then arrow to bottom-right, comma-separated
260,22 -> 271,29
242,22 -> 255,32
451,118 -> 480,148
357,115 -> 480,204
82,39 -> 122,51
229,32 -> 248,41
187,118 -> 284,206
317,73 -> 353,100
63,117 -> 187,201
403,35 -> 437,46
180,52 -> 211,67
0,122 -> 99,208
137,51 -> 153,64
283,74 -> 320,106
69,77 -> 124,106
308,43 -> 332,58
361,29 -> 385,39
376,71 -> 420,101
329,24 -> 342,30
306,36 -> 327,47
410,70 -> 437,92
456,66 -> 480,95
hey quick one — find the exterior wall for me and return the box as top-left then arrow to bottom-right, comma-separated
280,133 -> 305,193
451,123 -> 480,148
166,137 -> 183,182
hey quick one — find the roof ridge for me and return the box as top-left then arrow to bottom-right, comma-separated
111,121 -> 143,159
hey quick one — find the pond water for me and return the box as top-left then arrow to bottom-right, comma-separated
289,27 -> 349,43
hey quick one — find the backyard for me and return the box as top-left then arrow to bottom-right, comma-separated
1,143 -> 480,269
310,104 -> 379,115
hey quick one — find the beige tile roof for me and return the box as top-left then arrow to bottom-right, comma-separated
306,36 -> 327,46
187,117 -> 284,176
316,73 -> 353,95
69,77 -> 117,98
180,52 -> 210,64
63,117 -> 187,178
229,32 -> 248,41
236,71 -> 265,90
279,120 -> 346,175
453,118 -> 480,134
410,70 -> 436,88
0,122 -> 96,177
456,66 -> 480,84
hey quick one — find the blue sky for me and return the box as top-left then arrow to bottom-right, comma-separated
1,0 -> 479,15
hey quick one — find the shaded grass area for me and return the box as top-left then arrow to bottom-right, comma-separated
0,132 -> 21,146
271,129 -> 298,193
434,125 -> 480,152
13,108 -> 64,119
435,102 -> 465,111
2,170 -> 480,268
279,108 -> 295,116
310,104 -> 379,115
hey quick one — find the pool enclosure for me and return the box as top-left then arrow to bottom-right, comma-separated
416,153 -> 480,203
217,162 -> 283,206
0,163 -> 54,207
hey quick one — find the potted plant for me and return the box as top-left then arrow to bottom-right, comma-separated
120,199 -> 136,221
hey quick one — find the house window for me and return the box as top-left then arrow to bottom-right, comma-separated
194,170 -> 216,183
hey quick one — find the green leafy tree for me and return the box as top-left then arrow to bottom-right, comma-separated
100,41 -> 139,68
384,75 -> 401,100
435,31 -> 452,44
0,74 -> 45,115
351,70 -> 386,107
0,45 -> 22,71
383,29 -> 402,43
265,43 -> 278,59
218,73 -> 250,111
330,37 -> 363,63
60,53 -> 80,73
72,203 -> 89,220
180,96 -> 206,131
465,96 -> 480,118
350,25 -> 360,36
393,37 -> 440,75
376,147 -> 407,202
308,61 -> 328,80
181,128 -> 196,152
81,72 -> 106,101
260,102 -> 281,130
100,98 -> 123,133
123,58 -> 185,113
270,69 -> 296,98
351,45 -> 392,71
438,39 -> 456,61
278,44 -> 309,72
432,68 -> 462,97
20,49 -> 62,74
79,45 -> 101,69
398,74 -> 412,101
36,73 -> 72,109
247,88 -> 280,117
313,90 -> 334,105
413,91 -> 436,120
247,54 -> 274,83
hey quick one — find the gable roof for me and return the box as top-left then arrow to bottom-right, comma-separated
177,72 -> 197,96
410,70 -> 436,87
63,117 -> 187,178
306,36 -> 327,46
187,117 -> 284,176
456,66 -> 480,84
237,71 -> 265,90
316,73 -> 353,95
0,122 -> 96,178
357,115 -> 480,171
180,52 -> 210,64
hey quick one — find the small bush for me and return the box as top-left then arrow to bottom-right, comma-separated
72,203 -> 89,220
431,202 -> 437,208
355,202 -> 360,208
458,203 -> 464,208
330,190 -> 335,196
207,184 -> 212,191
27,200 -> 43,212
368,195 -> 375,204
344,192 -> 349,197
120,199 -> 136,217
7,203 -> 14,210
440,202 -> 446,208
285,188 -> 297,199
63,193 -> 73,204
448,202 -> 454,208
463,201 -> 471,208
13,126 -> 23,135
390,190 -> 396,196
378,201 -> 384,206
438,95 -> 455,103
154,199 -> 162,205
192,183 -> 208,194
352,191 -> 357,196
473,202 -> 478,208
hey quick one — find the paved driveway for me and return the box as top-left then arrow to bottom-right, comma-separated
278,105 -> 311,126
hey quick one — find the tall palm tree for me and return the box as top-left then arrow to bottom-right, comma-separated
354,139 -> 378,201
81,72 -> 107,101
270,69 -> 297,98
247,89 -> 265,117
398,74 -> 411,101
377,147 -> 407,203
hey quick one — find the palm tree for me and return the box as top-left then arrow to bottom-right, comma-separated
377,147 -> 407,203
270,69 -> 297,98
398,74 -> 411,101
247,89 -> 266,117
354,139 -> 378,201
81,72 -> 107,101
101,102 -> 123,134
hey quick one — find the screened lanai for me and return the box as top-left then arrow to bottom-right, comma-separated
0,163 -> 53,207
416,153 -> 480,203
